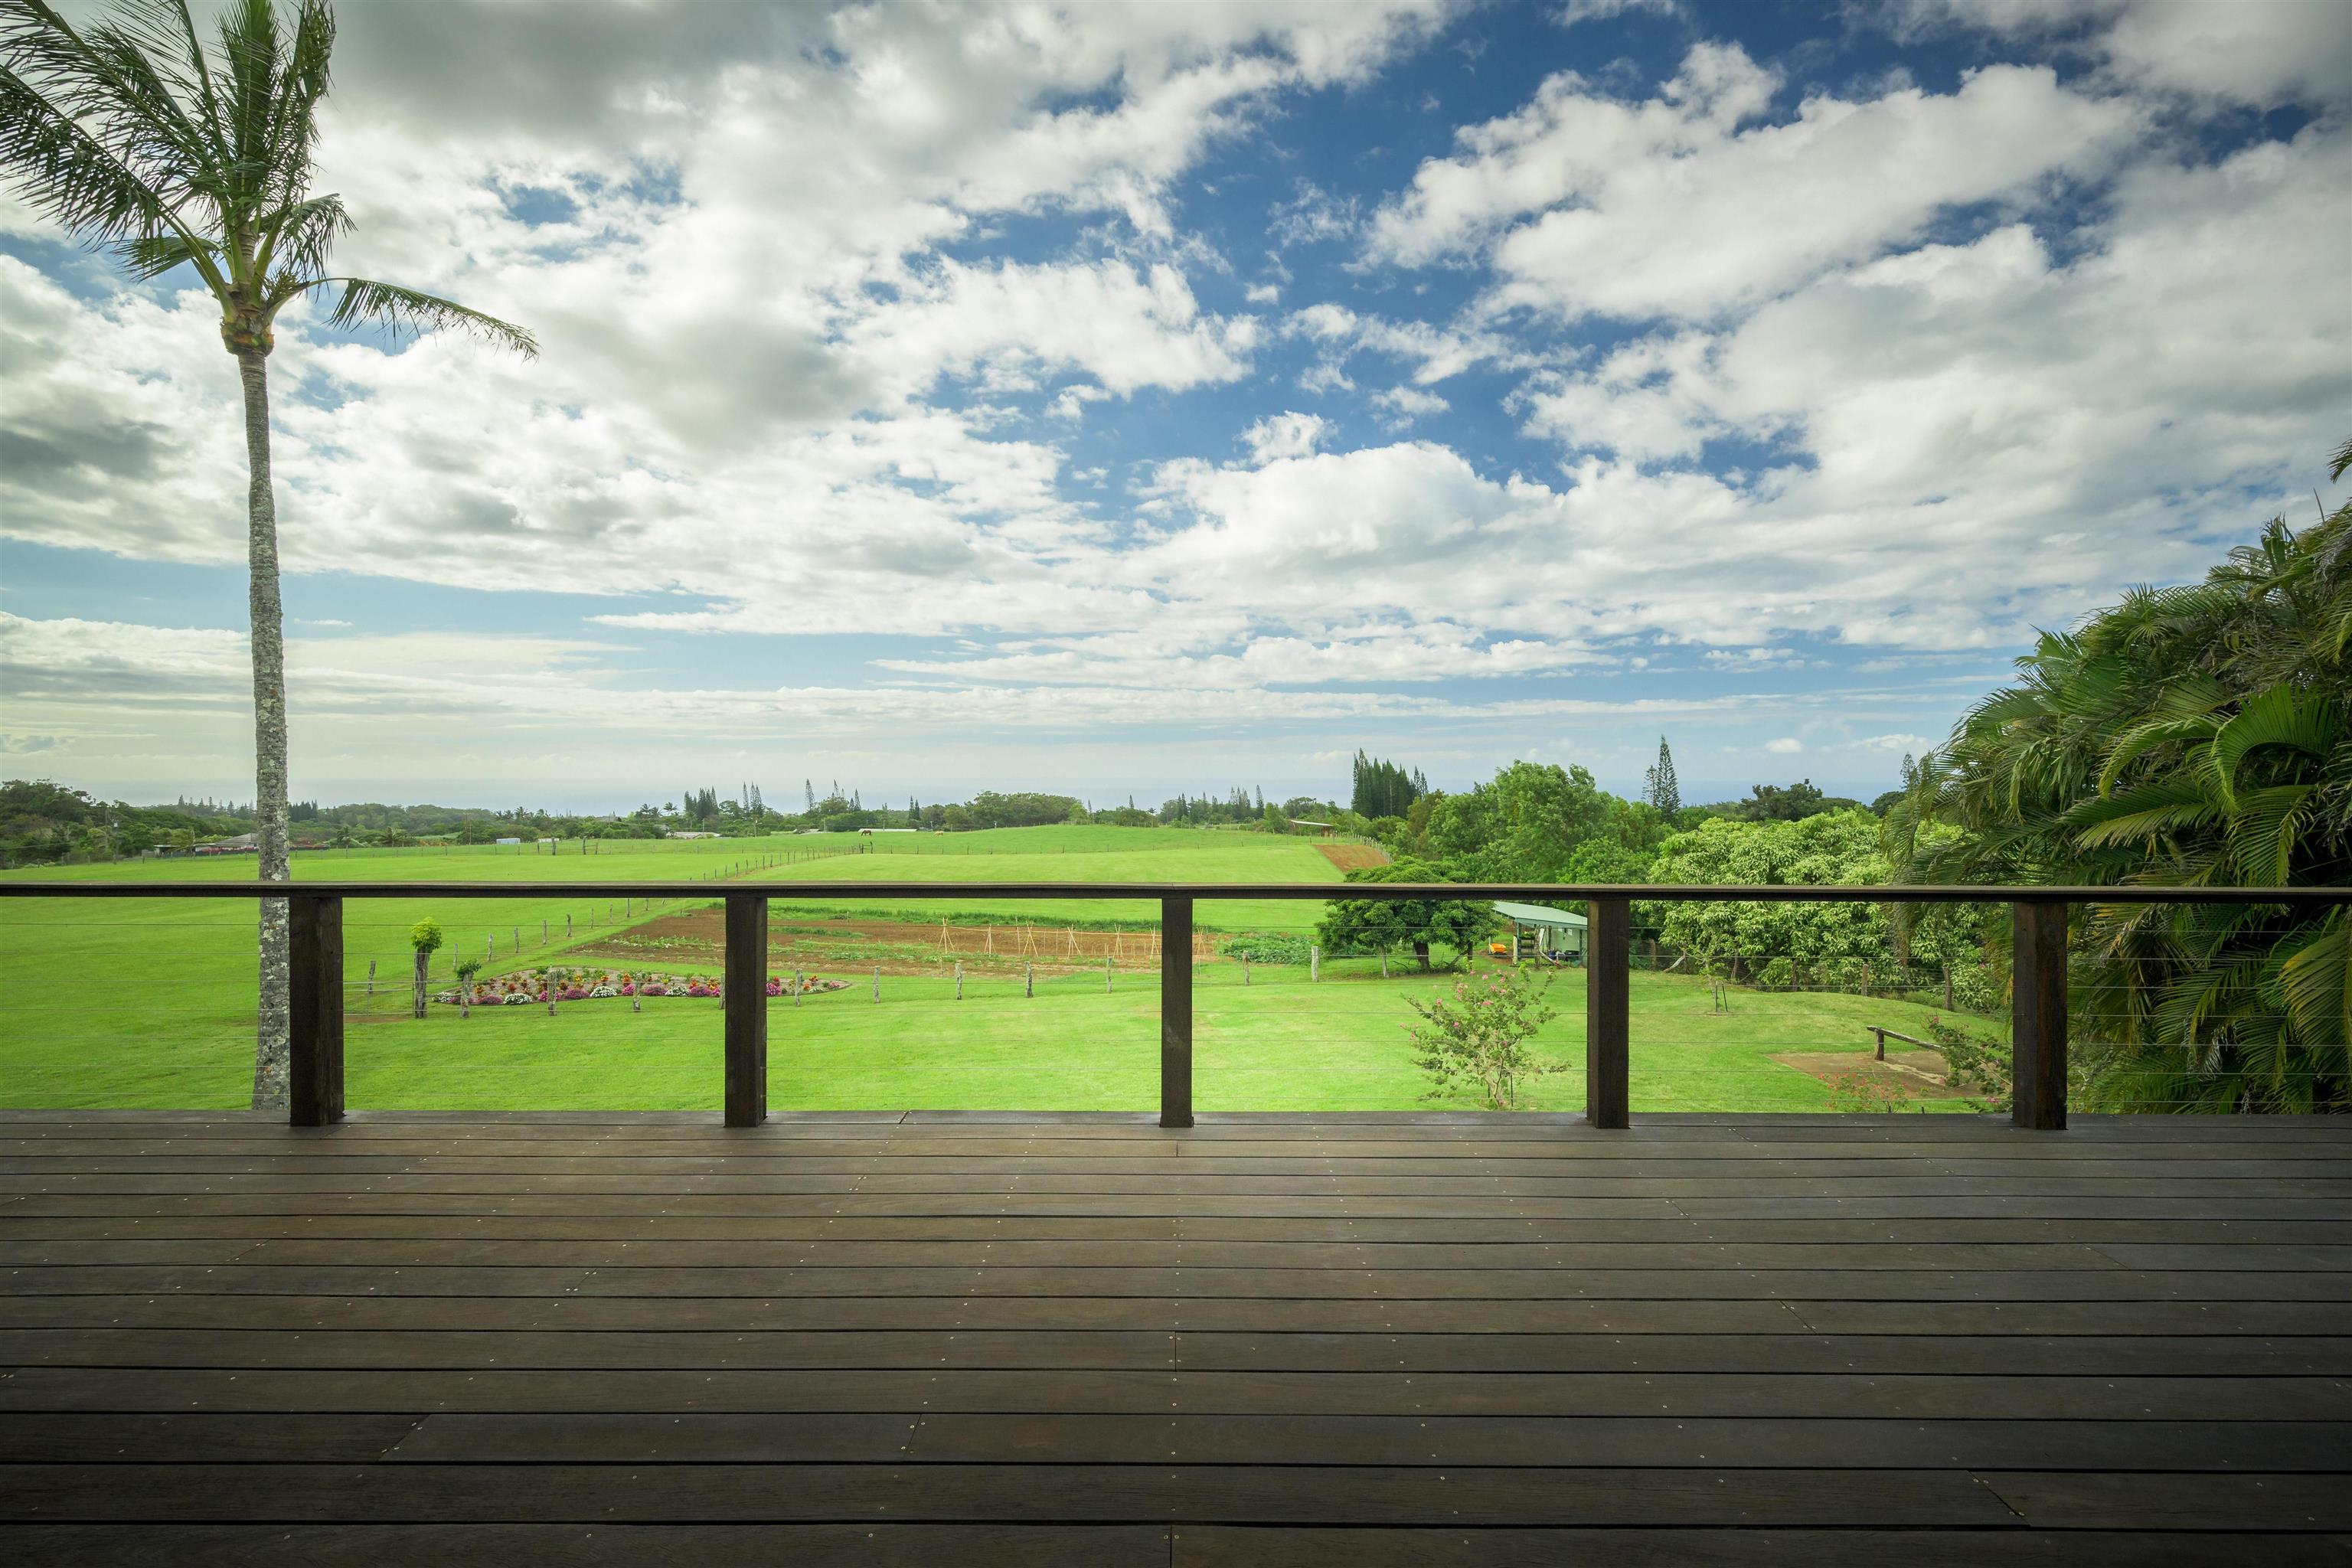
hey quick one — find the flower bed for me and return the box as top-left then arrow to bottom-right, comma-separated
436,965 -> 848,1007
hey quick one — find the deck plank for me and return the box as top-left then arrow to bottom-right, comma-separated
0,1109 -> 2342,1554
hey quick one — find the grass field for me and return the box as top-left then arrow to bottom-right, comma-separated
0,825 -> 1994,1112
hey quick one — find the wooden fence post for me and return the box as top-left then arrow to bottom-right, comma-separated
288,893 -> 344,1128
2011,899 -> 2069,1130
1161,895 -> 1194,1129
724,893 -> 767,1127
1586,897 -> 1630,1130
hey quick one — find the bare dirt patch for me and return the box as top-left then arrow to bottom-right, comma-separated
1315,842 -> 1389,873
1772,1049 -> 1955,1092
568,907 -> 1225,978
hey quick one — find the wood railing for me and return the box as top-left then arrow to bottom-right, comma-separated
4,880 -> 2346,1132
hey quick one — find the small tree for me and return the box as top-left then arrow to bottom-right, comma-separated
1317,858 -> 1495,970
409,916 -> 443,1019
452,956 -> 480,1018
1406,963 -> 1563,1110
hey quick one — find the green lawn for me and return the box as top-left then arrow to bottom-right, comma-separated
0,825 -> 1994,1112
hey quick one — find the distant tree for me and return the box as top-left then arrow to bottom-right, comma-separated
1317,858 -> 1497,970
1704,779 -> 1861,822
1351,751 -> 1424,819
1262,803 -> 1288,833
0,0 -> 533,1108
1642,737 -> 1681,815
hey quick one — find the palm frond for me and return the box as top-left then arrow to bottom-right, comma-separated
2207,681 -> 2338,809
252,188 -> 344,279
310,276 -> 539,358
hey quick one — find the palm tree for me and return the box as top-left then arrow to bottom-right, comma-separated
1,0 -> 533,1107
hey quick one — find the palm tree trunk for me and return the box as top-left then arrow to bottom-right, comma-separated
240,349 -> 292,1110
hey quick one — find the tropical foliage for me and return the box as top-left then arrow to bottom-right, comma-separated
1648,810 -> 1991,981
1886,443 -> 2351,1112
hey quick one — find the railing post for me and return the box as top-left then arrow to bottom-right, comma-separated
724,893 -> 768,1127
1160,894 -> 1194,1129
2011,899 -> 2068,1130
1586,897 -> 1630,1129
287,893 -> 344,1128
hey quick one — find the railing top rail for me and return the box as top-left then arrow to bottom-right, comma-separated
0,880 -> 2347,905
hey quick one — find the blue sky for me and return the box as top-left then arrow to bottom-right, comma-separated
2,0 -> 2346,812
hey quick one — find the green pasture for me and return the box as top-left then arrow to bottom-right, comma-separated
0,825 -> 1993,1112
0,953 -> 1984,1113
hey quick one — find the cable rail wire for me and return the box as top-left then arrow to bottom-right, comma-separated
4,880 -> 2345,1130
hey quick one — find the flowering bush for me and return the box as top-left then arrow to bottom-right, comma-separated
1405,964 -> 1563,1111
433,965 -> 849,1004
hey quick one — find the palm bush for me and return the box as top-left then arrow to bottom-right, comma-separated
1886,443 -> 2351,1111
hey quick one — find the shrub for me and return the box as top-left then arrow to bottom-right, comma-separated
1221,934 -> 1309,965
410,917 -> 444,956
1756,957 -> 1794,991
1405,964 -> 1563,1110
1927,1015 -> 2012,1111
1826,1070 -> 1916,1114
1945,961 -> 2004,1017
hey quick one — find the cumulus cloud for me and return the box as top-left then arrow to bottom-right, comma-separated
1891,0 -> 2352,110
1368,42 -> 2142,321
1240,412 -> 1334,465
3,0 -> 2345,802
1370,385 -> 1450,428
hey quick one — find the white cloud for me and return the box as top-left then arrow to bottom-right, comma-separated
1370,385 -> 1450,428
1893,0 -> 2352,110
847,259 -> 1259,400
1240,411 -> 1334,465
1508,122 -> 2350,648
1369,43 -> 2142,321
1764,737 -> 1803,753
1557,0 -> 1682,24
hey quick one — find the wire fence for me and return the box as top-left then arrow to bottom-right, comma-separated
0,888 -> 2343,1116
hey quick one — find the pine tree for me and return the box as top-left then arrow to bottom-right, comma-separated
1642,737 -> 1681,815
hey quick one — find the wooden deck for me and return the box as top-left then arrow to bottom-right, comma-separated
1,1109 -> 2347,1564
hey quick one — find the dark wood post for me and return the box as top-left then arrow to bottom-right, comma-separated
1160,894 -> 1194,1129
724,893 -> 768,1127
2011,899 -> 2069,1130
288,893 -> 345,1128
1586,897 -> 1630,1129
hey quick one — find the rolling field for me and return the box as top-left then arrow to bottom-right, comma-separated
0,825 -> 1989,1112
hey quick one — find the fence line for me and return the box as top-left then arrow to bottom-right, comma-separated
3,880 -> 2346,1130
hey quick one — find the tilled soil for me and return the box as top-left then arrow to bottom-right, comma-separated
567,907 -> 1225,977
